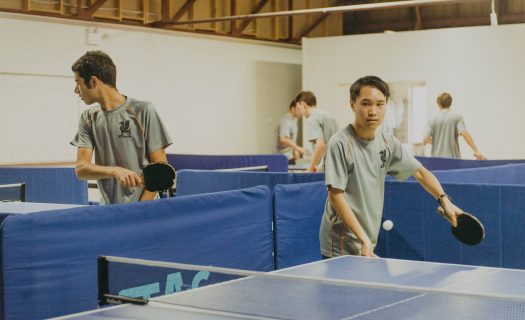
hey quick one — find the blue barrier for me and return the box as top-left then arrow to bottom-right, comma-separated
176,169 -> 325,196
167,154 -> 289,172
0,167 -> 88,205
415,156 -> 525,171
273,181 -> 327,269
0,186 -> 273,320
272,180 -> 525,270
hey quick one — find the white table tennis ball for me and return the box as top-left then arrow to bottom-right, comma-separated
382,220 -> 393,231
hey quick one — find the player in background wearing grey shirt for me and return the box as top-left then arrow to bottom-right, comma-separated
320,76 -> 463,258
423,92 -> 486,160
275,99 -> 305,164
295,91 -> 339,172
70,51 -> 172,205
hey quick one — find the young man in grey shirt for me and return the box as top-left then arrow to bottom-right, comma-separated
320,76 -> 462,257
295,91 -> 339,172
275,99 -> 305,164
423,92 -> 486,160
70,51 -> 172,204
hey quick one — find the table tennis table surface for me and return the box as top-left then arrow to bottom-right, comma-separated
56,255 -> 525,320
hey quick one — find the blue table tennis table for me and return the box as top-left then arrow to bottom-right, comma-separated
55,255 -> 525,319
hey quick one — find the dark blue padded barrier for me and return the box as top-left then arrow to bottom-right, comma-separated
415,156 -> 525,171
176,170 -> 325,196
167,154 -> 289,172
380,181 -> 525,268
273,181 -> 327,269
0,167 -> 88,204
0,186 -> 273,320
272,180 -> 525,270
430,164 -> 525,185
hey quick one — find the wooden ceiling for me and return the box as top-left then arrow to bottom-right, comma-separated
1,0 -> 524,44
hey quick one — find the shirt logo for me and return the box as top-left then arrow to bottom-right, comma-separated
118,120 -> 132,138
379,149 -> 387,168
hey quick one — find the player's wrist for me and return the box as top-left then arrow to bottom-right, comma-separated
437,193 -> 451,205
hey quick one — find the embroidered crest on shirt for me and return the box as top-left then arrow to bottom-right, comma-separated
379,149 -> 387,168
118,120 -> 132,138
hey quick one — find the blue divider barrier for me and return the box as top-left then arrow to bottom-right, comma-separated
0,167 -> 88,204
167,154 -> 289,172
273,181 -> 327,269
0,186 -> 273,320
415,156 -> 525,171
272,180 -> 525,271
430,164 -> 525,185
381,181 -> 525,268
176,169 -> 325,196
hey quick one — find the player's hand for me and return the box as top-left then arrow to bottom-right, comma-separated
440,197 -> 460,227
297,147 -> 306,156
113,167 -> 143,188
474,151 -> 487,160
360,240 -> 377,257
306,165 -> 318,173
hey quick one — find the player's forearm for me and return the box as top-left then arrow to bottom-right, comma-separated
412,166 -> 445,199
328,190 -> 370,245
460,131 -> 480,154
309,140 -> 326,169
75,161 -> 118,180
279,137 -> 302,152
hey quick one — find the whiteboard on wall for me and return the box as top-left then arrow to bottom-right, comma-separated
0,72 -> 83,164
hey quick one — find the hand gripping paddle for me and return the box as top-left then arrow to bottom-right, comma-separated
437,206 -> 485,246
142,162 -> 176,193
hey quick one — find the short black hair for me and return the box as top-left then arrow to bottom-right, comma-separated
350,76 -> 390,102
71,50 -> 117,88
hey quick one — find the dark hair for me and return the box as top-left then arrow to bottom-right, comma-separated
349,76 -> 390,102
71,50 -> 117,88
437,92 -> 452,108
295,91 -> 316,107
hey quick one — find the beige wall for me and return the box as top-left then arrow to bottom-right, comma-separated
303,24 -> 525,159
0,13 -> 301,164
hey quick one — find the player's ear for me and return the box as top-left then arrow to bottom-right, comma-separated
90,76 -> 99,88
349,99 -> 355,111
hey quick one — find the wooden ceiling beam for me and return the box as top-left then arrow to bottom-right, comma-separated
413,6 -> 423,30
77,0 -> 108,19
150,0 -> 197,27
232,0 -> 270,35
293,0 -> 346,41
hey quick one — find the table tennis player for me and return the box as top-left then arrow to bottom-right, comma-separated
70,50 -> 172,204
320,75 -> 462,258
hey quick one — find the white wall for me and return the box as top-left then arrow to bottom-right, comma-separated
303,24 -> 525,159
0,13 -> 301,164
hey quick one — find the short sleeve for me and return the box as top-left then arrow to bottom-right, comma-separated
456,115 -> 467,133
423,120 -> 432,138
307,116 -> 324,142
143,103 -> 173,154
70,110 -> 95,149
386,135 -> 421,181
324,135 -> 351,191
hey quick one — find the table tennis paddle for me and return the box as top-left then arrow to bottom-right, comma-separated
142,162 -> 176,193
437,206 -> 485,246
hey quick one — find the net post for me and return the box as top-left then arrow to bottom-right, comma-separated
19,182 -> 26,202
98,256 -> 110,306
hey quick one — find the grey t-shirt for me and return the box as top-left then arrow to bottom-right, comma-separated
274,113 -> 298,157
71,97 -> 172,205
319,125 -> 421,257
307,109 -> 340,169
424,109 -> 466,159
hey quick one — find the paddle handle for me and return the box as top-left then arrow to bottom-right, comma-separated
436,206 -> 453,225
